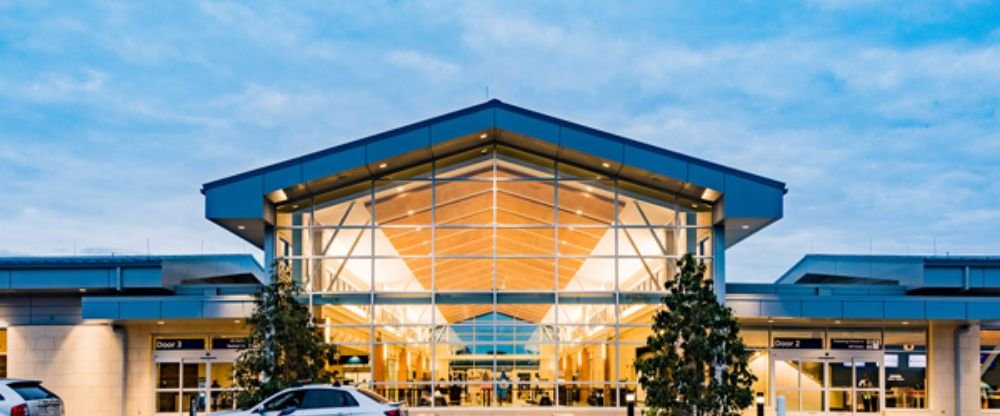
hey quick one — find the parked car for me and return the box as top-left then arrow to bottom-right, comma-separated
214,385 -> 405,416
0,379 -> 64,416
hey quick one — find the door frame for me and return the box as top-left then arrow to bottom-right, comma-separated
153,349 -> 239,416
770,349 -> 884,415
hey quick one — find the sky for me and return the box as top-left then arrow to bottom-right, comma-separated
1,1 -> 999,282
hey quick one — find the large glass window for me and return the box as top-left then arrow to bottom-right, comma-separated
274,146 -> 716,408
982,330 -> 1000,410
885,329 -> 927,409
0,328 -> 6,378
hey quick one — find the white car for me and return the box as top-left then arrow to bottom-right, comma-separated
214,385 -> 405,416
0,379 -> 64,416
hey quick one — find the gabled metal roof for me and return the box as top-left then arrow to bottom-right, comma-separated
203,99 -> 786,248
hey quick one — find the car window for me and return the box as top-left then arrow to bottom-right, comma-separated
10,383 -> 58,401
261,390 -> 304,411
301,389 -> 358,409
356,389 -> 390,404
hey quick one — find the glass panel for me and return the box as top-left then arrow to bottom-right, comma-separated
496,181 -> 554,225
157,362 -> 180,389
496,146 -> 555,178
829,389 -> 853,412
435,147 -> 493,179
435,259 -> 493,291
801,389 -> 824,412
858,391 -> 880,412
436,228 -> 492,256
312,228 -> 373,257
619,257 -> 672,292
800,361 -> 824,389
379,227 -> 432,256
181,391 -> 207,413
156,392 -> 179,413
330,344 -> 372,385
497,228 -> 555,255
314,257 -> 371,292
830,360 -> 853,388
312,183 -> 371,228
741,329 -> 770,349
775,360 -> 798,390
617,183 -> 677,226
558,227 -> 612,256
496,258 -> 555,291
374,258 -> 428,292
561,257 -> 614,292
211,390 -> 236,411
435,181 -> 492,225
775,389 -> 799,411
374,180 -> 433,226
619,228 -> 676,257
210,362 -> 234,389
885,351 -> 926,408
182,363 -> 206,389
557,181 -> 615,226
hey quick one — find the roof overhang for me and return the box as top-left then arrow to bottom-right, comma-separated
203,100 -> 786,248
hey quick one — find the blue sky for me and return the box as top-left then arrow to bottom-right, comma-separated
1,1 -> 999,282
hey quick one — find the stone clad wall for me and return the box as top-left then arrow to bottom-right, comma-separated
6,324 -> 124,416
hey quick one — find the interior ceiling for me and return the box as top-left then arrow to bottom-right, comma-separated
366,159 -> 619,324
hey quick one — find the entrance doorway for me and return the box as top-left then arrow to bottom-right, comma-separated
153,340 -> 239,416
772,350 -> 882,414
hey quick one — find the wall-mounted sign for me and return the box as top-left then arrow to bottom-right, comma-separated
155,338 -> 205,351
212,337 -> 247,350
831,338 -> 882,350
772,337 -> 823,349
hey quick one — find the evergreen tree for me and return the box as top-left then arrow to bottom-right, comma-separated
635,254 -> 755,416
234,263 -> 334,408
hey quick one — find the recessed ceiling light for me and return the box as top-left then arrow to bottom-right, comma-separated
234,320 -> 241,324
834,320 -> 841,324
237,225 -> 246,230
691,203 -> 699,208
586,186 -> 594,192
479,133 -> 488,139
575,209 -> 583,215
741,224 -> 750,230
767,319 -> 775,323
291,204 -> 299,209
407,210 -> 414,216
902,321 -> 910,325
481,148 -> 488,153
157,320 -> 165,325
78,288 -> 87,293
378,162 -> 388,169
396,186 -> 404,192
601,162 -> 611,168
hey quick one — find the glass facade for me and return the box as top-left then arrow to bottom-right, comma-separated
743,326 -> 926,412
982,330 -> 1000,409
0,328 -> 6,378
272,145 -> 715,407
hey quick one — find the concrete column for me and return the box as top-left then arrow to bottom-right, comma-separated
7,324 -> 124,416
929,322 -> 981,416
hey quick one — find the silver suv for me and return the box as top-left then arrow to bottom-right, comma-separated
0,380 -> 63,416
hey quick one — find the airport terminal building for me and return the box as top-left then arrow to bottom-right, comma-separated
2,100 -> 999,416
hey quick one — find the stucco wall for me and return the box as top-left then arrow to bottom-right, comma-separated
6,324 -> 124,416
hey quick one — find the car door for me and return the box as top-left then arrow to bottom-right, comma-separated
295,388 -> 363,416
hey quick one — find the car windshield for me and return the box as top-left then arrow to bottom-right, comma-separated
356,389 -> 391,404
10,383 -> 58,401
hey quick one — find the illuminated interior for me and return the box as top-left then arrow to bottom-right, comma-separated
273,144 -> 715,407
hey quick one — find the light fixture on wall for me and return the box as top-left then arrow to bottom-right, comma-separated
157,320 -> 165,325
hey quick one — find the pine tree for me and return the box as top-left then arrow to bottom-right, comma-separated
635,254 -> 755,416
234,263 -> 335,408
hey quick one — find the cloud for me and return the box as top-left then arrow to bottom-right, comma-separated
385,50 -> 460,78
0,0 -> 998,282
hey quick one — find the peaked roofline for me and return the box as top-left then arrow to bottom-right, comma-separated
202,99 -> 786,192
